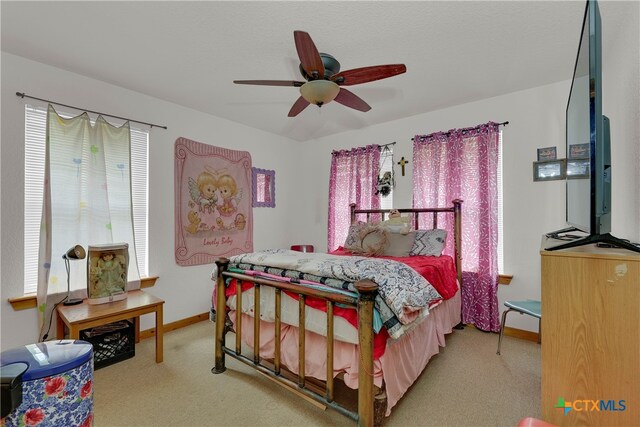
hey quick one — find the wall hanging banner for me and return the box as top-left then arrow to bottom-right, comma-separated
174,137 -> 253,266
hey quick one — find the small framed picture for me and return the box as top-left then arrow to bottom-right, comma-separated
87,243 -> 129,305
252,167 -> 276,208
537,146 -> 557,161
533,160 -> 566,182
569,143 -> 590,159
566,159 -> 590,179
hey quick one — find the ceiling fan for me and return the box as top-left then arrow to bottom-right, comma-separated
234,31 -> 407,117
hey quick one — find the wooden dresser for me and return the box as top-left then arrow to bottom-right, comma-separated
540,239 -> 639,426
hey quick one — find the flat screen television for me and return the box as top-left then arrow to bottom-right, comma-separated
547,0 -> 639,252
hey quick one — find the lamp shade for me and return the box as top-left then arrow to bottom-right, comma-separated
63,245 -> 86,260
299,80 -> 340,106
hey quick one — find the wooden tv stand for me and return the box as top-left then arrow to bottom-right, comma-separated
56,290 -> 164,363
540,238 -> 639,425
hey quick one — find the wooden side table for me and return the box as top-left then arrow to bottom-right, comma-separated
56,290 -> 164,363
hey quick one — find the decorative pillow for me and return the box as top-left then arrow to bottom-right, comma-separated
382,231 -> 416,257
360,228 -> 389,256
343,222 -> 366,249
410,229 -> 447,256
345,223 -> 389,256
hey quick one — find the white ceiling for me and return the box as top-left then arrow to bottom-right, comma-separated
1,1 -> 629,142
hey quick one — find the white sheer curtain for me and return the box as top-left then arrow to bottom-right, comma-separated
38,105 -> 141,340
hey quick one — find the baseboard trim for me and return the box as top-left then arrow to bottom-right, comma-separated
467,323 -> 540,343
140,312 -> 209,340
503,325 -> 540,342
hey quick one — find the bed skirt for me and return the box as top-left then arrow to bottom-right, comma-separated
226,290 -> 460,417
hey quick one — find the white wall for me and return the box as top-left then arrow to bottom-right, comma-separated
1,53 -> 306,350
601,0 -> 640,240
294,1 -> 640,332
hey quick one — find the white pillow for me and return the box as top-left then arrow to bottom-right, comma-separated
410,229 -> 447,256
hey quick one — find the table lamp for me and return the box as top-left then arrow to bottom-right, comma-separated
62,245 -> 85,306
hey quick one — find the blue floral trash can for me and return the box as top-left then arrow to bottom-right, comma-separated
1,340 -> 94,427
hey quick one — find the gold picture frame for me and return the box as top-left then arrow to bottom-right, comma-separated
87,243 -> 129,305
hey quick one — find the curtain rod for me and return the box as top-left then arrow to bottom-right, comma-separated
331,141 -> 396,155
16,92 -> 168,130
411,121 -> 508,141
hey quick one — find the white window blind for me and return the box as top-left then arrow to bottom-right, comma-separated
379,146 -> 394,210
23,105 -> 149,294
130,124 -> 149,280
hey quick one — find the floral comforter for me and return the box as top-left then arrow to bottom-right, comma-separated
225,249 -> 443,339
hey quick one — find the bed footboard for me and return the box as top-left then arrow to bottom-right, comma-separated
212,257 -> 380,427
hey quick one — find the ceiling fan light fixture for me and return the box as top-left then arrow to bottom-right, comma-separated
235,31 -> 405,116
299,80 -> 340,106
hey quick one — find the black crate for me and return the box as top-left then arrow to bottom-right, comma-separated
80,320 -> 135,369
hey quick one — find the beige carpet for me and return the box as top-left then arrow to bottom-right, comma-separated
93,321 -> 540,426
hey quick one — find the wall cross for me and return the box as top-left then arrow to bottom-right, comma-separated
397,156 -> 409,176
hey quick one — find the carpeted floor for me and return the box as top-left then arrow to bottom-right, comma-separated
93,320 -> 540,426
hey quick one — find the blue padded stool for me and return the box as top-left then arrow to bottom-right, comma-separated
496,300 -> 541,355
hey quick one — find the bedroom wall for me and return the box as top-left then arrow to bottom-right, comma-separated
0,52 -> 306,350
295,0 -> 640,333
601,0 -> 640,241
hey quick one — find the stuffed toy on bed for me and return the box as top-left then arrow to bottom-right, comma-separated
380,209 -> 411,234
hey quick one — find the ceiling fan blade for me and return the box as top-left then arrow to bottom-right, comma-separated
288,96 -> 311,117
294,31 -> 324,79
331,64 -> 406,86
234,80 -> 305,87
334,88 -> 371,112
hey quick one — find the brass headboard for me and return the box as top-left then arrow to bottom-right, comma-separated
349,199 -> 463,285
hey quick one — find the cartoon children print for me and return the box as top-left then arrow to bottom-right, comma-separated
188,171 -> 218,213
216,174 -> 243,217
185,167 -> 243,235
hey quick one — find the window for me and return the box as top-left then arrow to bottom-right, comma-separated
23,105 -> 148,294
379,146 -> 394,210
497,131 -> 504,273
327,145 -> 380,251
